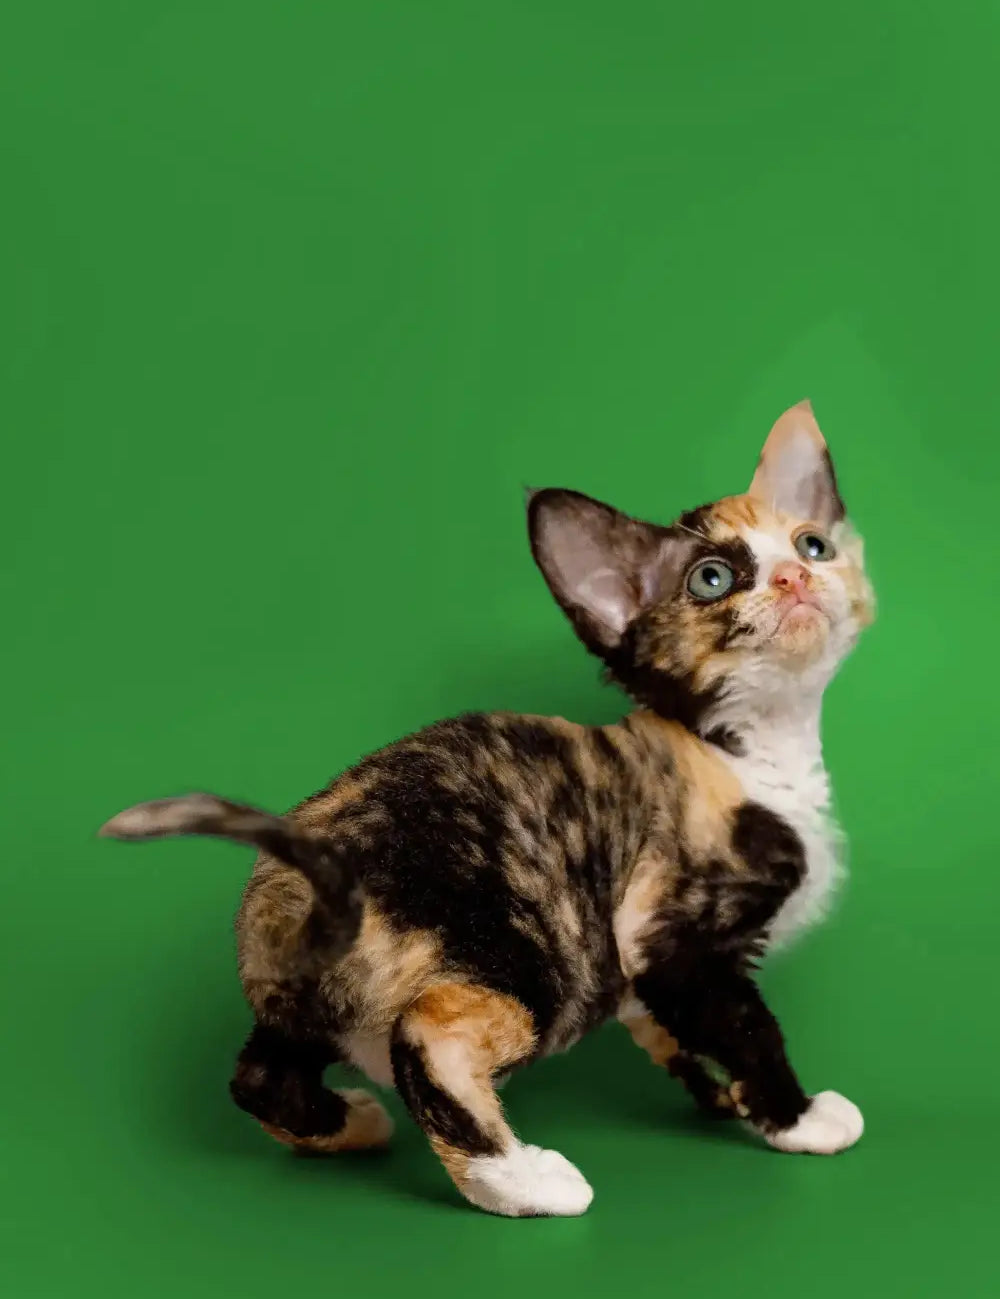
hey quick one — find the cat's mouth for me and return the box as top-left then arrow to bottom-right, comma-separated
769,593 -> 829,642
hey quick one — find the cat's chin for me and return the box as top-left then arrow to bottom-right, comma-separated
770,604 -> 829,659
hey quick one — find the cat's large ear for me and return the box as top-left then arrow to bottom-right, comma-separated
748,400 -> 845,528
528,489 -> 680,651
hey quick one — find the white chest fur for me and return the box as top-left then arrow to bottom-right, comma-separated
721,716 -> 844,948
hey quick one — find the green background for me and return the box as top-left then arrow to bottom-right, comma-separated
2,2 -> 992,1295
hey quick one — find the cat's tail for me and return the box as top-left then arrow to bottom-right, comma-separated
99,793 -> 362,955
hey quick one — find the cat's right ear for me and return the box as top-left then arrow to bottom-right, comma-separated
527,489 -> 675,651
748,400 -> 845,527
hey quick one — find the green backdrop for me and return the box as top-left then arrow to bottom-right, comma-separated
3,2 -> 994,1295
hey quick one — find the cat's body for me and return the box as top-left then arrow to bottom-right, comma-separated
102,401 -> 873,1217
238,707 -> 832,1081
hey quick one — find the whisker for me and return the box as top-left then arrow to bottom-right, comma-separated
674,520 -> 711,542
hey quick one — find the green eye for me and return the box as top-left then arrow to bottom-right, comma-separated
794,531 -> 837,562
686,559 -> 735,602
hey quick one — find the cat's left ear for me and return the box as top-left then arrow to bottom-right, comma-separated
748,400 -> 845,528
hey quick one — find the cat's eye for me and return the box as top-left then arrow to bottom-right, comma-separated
794,531 -> 837,562
686,559 -> 735,602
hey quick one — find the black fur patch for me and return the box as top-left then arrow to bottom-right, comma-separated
391,1036 -> 503,1157
666,1051 -> 734,1119
701,725 -> 745,756
696,534 -> 758,594
230,1024 -> 347,1138
731,802 -> 805,891
634,955 -> 808,1132
605,627 -> 722,733
676,505 -> 717,537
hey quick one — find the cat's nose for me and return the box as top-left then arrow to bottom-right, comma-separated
770,561 -> 811,597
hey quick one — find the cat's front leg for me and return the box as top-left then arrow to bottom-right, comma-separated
618,994 -> 736,1118
633,955 -> 863,1154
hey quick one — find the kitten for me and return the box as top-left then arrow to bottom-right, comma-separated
101,400 -> 874,1218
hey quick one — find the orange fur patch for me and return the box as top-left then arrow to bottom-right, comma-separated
407,984 -> 535,1064
296,772 -> 376,827
728,1081 -> 750,1118
708,494 -> 761,533
632,714 -> 743,855
619,1005 -> 681,1067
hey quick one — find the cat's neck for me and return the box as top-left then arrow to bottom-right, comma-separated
701,688 -> 830,810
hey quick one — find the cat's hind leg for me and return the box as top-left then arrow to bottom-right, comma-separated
391,983 -> 593,1218
230,1023 -> 393,1153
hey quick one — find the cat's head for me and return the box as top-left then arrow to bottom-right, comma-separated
528,401 -> 873,742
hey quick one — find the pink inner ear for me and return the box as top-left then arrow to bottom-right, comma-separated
573,565 -> 635,634
749,403 -> 841,525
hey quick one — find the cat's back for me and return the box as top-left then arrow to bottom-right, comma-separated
289,710 -> 644,879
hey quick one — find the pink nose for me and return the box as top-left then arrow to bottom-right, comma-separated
771,561 -> 811,597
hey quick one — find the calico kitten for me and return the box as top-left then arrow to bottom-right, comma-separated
101,400 -> 874,1218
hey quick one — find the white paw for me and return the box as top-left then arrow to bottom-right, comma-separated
462,1143 -> 594,1218
767,1091 -> 864,1154
336,1089 -> 395,1148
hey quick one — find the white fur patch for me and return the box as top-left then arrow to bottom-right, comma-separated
338,1030 -> 395,1089
766,1091 -> 863,1154
721,710 -> 843,946
616,993 -> 647,1023
461,1144 -> 594,1217
741,524 -> 799,574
